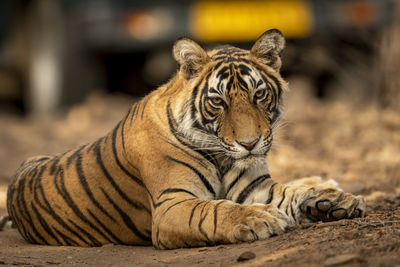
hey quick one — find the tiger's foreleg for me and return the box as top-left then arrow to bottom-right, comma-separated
144,158 -> 290,249
247,176 -> 366,225
151,197 -> 289,249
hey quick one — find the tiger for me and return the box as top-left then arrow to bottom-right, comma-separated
6,29 -> 366,249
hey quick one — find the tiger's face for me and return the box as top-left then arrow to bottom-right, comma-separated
202,49 -> 282,161
173,30 -> 287,166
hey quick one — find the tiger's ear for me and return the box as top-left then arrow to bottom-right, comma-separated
173,37 -> 210,80
250,29 -> 285,71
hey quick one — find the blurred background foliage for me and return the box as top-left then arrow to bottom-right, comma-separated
0,0 -> 399,115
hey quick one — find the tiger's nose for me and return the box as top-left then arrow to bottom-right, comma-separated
237,137 -> 260,151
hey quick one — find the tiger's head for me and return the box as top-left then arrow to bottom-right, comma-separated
172,29 -> 288,168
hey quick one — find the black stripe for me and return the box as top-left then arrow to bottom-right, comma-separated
120,113 -> 129,157
160,198 -> 195,217
49,151 -> 67,175
199,77 -> 218,126
55,166 -> 110,245
188,201 -> 203,227
291,194 -> 298,223
277,187 -> 287,208
263,77 -> 278,114
24,159 -> 47,193
166,101 -> 218,168
11,211 -> 29,242
101,188 -> 151,243
158,240 -> 168,249
157,188 -> 197,199
190,82 -> 201,121
67,218 -> 101,246
154,197 -> 174,209
236,74 -> 249,92
7,205 -> 28,242
202,98 -> 217,120
266,73 -> 282,99
265,183 -> 277,204
140,96 -> 150,120
112,122 -> 145,187
16,177 -> 41,240
226,169 -> 246,194
215,66 -> 230,77
28,168 -> 38,193
125,103 -> 136,123
76,151 -> 116,222
16,179 -> 46,244
94,140 -> 150,213
66,145 -> 86,167
155,228 -> 168,249
27,156 -> 51,164
167,141 -> 206,167
155,228 -> 160,248
236,174 -> 271,204
87,209 -> 124,244
25,232 -> 35,244
16,178 -> 30,222
125,103 -> 135,118
256,68 -> 282,109
142,184 -> 159,210
226,75 -> 235,94
213,56 -> 249,63
213,201 -> 225,234
31,172 -> 90,245
166,156 -> 216,198
198,203 -> 210,241
287,194 -> 295,221
238,64 -> 252,76
30,203 -> 62,245
29,164 -> 47,197
270,109 -> 282,125
87,137 -> 104,153
129,103 -> 139,125
53,227 -> 79,246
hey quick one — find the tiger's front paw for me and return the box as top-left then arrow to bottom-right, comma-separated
299,188 -> 366,223
228,204 -> 290,243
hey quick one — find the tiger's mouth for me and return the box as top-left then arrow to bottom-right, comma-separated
228,146 -> 271,161
213,135 -> 272,162
233,154 -> 268,169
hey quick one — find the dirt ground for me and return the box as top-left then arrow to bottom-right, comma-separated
0,83 -> 399,266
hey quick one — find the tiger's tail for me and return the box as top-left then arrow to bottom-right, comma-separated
0,215 -> 14,231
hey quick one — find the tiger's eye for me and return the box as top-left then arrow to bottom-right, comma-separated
211,97 -> 222,105
255,90 -> 264,98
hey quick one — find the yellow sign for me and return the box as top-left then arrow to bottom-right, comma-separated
190,0 -> 314,42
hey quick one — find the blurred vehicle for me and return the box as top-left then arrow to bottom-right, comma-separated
0,0 -> 395,114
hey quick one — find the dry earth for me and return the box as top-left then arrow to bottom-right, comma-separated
0,84 -> 399,266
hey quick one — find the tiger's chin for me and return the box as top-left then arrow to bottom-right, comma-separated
232,155 -> 267,170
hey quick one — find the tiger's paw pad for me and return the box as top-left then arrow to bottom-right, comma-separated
228,204 -> 289,243
300,189 -> 366,222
